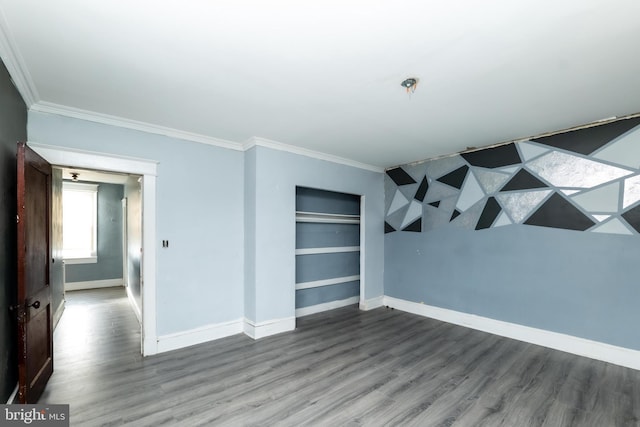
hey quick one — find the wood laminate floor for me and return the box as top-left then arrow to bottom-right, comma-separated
40,288 -> 640,426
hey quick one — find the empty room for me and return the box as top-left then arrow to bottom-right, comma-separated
1,1 -> 639,426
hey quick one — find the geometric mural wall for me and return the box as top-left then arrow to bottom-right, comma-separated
385,116 -> 640,236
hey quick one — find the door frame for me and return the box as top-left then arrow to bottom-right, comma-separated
358,194 -> 365,308
29,143 -> 159,356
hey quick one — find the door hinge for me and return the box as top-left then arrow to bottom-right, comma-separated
16,214 -> 19,223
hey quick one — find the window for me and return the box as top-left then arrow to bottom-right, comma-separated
63,182 -> 98,264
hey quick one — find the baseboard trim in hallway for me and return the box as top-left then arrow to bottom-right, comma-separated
64,279 -> 123,291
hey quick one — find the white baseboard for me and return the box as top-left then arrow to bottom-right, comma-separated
7,383 -> 18,404
52,298 -> 65,330
64,278 -> 123,291
359,295 -> 384,311
125,285 -> 142,325
244,316 -> 295,340
157,318 -> 244,353
296,296 -> 359,318
384,296 -> 640,371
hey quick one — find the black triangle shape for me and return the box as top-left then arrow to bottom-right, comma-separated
386,167 -> 417,186
384,221 -> 396,234
437,165 -> 469,189
402,218 -> 421,232
461,143 -> 521,168
622,205 -> 640,233
501,169 -> 548,191
524,193 -> 595,231
532,117 -> 640,155
450,209 -> 461,221
414,176 -> 429,202
475,197 -> 501,230
428,201 -> 440,208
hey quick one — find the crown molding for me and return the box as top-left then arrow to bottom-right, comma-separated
31,101 -> 244,151
0,7 -> 38,106
244,136 -> 384,173
30,102 -> 383,172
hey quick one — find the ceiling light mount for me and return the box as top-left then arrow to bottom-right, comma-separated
401,77 -> 419,93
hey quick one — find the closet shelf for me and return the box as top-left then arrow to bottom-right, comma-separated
295,246 -> 360,256
296,275 -> 360,290
296,211 -> 360,224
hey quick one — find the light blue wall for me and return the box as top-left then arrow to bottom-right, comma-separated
385,226 -> 640,350
247,146 -> 384,323
64,182 -> 124,283
28,111 -> 245,335
243,147 -> 257,321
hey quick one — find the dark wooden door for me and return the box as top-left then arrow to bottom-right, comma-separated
16,141 -> 53,403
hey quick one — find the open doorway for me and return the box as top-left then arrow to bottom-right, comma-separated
31,143 -> 158,356
55,167 -> 143,327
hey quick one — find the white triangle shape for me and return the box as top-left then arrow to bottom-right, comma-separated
456,172 -> 485,211
387,190 -> 409,216
570,182 -> 620,213
401,200 -> 423,228
518,142 -> 550,162
592,215 -> 611,222
493,212 -> 513,227
591,218 -> 633,235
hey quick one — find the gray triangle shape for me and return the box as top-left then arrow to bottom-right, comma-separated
474,169 -> 511,194
449,199 -> 486,230
424,154 -> 466,180
423,204 -> 452,232
386,204 -> 409,230
425,181 -> 460,203
385,175 -> 400,212
398,183 -> 420,201
387,189 -> 410,216
496,190 -> 552,223
402,162 -> 429,182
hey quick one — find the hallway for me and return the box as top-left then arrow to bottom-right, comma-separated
38,288 -> 143,423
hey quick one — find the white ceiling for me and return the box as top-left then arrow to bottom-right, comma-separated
1,1 -> 640,169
